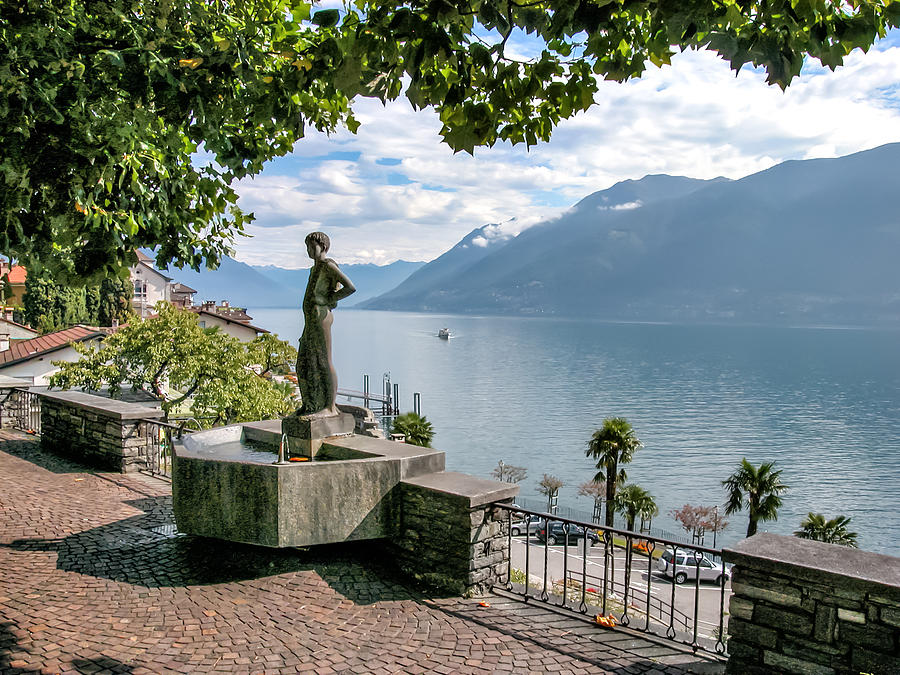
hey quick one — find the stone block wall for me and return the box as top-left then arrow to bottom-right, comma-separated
390,471 -> 518,596
724,533 -> 900,675
39,390 -> 164,472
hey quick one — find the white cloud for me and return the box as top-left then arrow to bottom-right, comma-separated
231,38 -> 900,268
599,201 -> 643,211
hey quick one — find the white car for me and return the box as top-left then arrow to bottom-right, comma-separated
657,549 -> 731,585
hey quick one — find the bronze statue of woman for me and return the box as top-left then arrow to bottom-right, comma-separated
296,232 -> 355,417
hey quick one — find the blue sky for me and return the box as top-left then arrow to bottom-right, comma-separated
232,28 -> 900,268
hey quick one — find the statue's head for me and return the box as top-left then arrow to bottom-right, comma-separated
305,231 -> 330,254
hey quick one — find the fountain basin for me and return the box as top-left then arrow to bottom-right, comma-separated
172,420 -> 445,547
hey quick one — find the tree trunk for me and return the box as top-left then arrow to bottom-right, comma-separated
605,467 -> 616,528
747,517 -> 758,538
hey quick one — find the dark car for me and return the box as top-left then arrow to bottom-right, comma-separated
535,521 -> 600,547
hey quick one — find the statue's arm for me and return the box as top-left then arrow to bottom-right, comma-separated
326,260 -> 356,304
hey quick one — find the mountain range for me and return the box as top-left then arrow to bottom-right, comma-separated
164,257 -> 424,309
363,143 -> 900,326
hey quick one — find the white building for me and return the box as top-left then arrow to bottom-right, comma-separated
188,304 -> 269,342
130,250 -> 172,317
0,317 -> 38,345
0,326 -> 105,386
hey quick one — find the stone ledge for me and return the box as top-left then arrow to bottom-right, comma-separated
724,533 -> 900,598
401,471 -> 518,508
38,389 -> 165,421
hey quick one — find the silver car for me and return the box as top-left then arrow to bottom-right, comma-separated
510,515 -> 544,537
657,549 -> 731,585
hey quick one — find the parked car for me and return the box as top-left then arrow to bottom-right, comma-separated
510,515 -> 544,537
536,521 -> 600,547
657,549 -> 732,584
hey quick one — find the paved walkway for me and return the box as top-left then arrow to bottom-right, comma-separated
0,431 -> 724,674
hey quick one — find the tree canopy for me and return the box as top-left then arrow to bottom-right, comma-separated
670,503 -> 728,544
3,0 -> 897,280
22,268 -> 132,332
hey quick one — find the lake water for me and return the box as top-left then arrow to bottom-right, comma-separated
250,308 -> 900,555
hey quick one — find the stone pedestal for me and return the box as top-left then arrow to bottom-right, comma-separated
282,411 -> 354,458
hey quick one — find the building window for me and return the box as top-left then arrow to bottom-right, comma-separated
133,280 -> 147,299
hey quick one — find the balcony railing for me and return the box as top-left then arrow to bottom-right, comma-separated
137,419 -> 195,479
0,388 -> 42,435
494,503 -> 729,656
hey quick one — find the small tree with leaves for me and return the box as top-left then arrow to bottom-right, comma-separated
247,333 -> 298,377
492,460 -> 527,484
537,474 -> 564,514
795,513 -> 858,548
49,302 -> 296,425
670,505 -> 729,546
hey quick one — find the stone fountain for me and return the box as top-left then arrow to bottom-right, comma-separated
172,417 -> 445,547
171,233 -> 517,594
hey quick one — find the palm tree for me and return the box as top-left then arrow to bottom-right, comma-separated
722,458 -> 789,538
389,412 -> 434,448
586,418 -> 643,527
613,484 -> 659,533
795,513 -> 858,547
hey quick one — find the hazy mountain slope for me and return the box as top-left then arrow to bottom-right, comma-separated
364,144 -> 900,325
164,256 -> 296,308
253,260 -> 425,306
364,174 -> 725,311
369,220 -> 524,307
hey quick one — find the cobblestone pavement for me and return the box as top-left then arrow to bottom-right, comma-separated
0,431 -> 724,674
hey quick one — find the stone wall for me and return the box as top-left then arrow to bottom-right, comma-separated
337,403 -> 385,438
39,390 -> 165,472
724,533 -> 900,675
390,471 -> 518,596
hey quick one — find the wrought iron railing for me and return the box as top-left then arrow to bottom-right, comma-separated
0,388 -> 42,435
138,419 -> 193,479
495,504 -> 730,656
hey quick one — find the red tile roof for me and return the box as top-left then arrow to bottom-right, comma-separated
6,266 -> 26,284
0,325 -> 104,367
136,250 -> 154,263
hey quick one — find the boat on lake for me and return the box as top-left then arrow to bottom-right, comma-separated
438,328 -> 451,339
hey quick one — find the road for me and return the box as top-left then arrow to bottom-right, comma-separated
508,537 -> 731,643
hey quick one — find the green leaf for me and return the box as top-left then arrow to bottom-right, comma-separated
312,9 -> 340,28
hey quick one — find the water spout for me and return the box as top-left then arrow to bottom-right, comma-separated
274,433 -> 291,465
